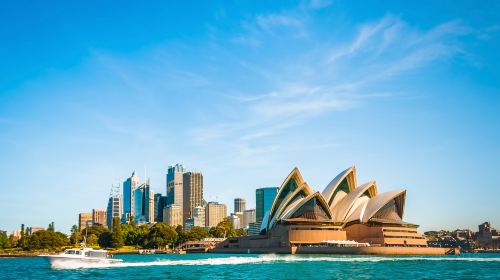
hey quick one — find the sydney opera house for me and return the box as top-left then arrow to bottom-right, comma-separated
213,166 -> 457,255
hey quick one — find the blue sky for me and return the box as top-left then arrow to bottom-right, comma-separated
0,0 -> 499,234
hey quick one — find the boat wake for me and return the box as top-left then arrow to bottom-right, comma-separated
51,255 -> 500,270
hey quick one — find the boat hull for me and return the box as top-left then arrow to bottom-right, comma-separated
40,255 -> 123,268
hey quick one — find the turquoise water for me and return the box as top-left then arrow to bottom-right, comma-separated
1,253 -> 499,279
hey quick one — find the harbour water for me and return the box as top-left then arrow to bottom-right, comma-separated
1,253 -> 499,279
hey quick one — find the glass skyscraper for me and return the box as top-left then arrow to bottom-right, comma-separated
256,187 -> 279,222
123,171 -> 139,220
133,180 -> 154,224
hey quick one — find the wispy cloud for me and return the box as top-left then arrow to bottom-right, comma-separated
190,13 -> 474,167
234,11 -> 307,46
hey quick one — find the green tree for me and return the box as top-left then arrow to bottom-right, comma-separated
0,231 -> 11,249
8,234 -> 18,248
98,231 -> 112,249
86,234 -> 98,245
69,225 -> 82,245
110,217 -> 124,248
145,223 -> 177,249
84,225 -> 108,237
209,218 -> 235,238
26,230 -> 69,250
47,222 -> 55,232
19,224 -> 27,249
175,225 -> 187,246
187,226 -> 209,241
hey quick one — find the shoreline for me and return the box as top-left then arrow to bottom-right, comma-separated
1,249 -> 499,258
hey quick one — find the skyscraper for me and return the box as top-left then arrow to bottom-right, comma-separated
154,193 -> 167,222
123,171 -> 139,221
166,164 -> 185,219
107,185 -> 122,229
205,202 -> 227,228
183,172 -> 203,224
78,213 -> 92,230
133,179 -> 155,224
163,204 -> 183,227
234,198 -> 246,213
92,208 -> 107,228
256,187 -> 278,222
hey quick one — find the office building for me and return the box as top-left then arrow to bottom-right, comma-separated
205,202 -> 227,228
230,214 -> 241,229
107,187 -> 122,229
78,213 -> 93,230
234,198 -> 246,213
92,208 -> 107,228
123,171 -> 139,221
242,209 -> 256,229
183,172 -> 204,224
154,193 -> 167,222
193,206 -> 205,227
163,204 -> 183,227
133,180 -> 155,224
256,187 -> 278,223
166,164 -> 185,219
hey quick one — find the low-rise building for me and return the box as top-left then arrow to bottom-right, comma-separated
78,213 -> 93,230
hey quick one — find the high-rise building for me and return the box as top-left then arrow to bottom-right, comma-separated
242,209 -> 256,229
234,198 -> 246,213
166,164 -> 185,219
133,180 -> 154,224
123,171 -> 139,221
256,187 -> 278,222
183,172 -> 203,224
92,208 -> 107,228
154,193 -> 167,222
205,202 -> 227,228
193,206 -> 205,227
107,186 -> 122,229
78,213 -> 92,230
230,214 -> 241,229
163,204 -> 183,227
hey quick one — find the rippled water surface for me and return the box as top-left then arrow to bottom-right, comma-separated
1,253 -> 499,279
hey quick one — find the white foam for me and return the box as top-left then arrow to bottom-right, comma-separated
50,255 -> 500,270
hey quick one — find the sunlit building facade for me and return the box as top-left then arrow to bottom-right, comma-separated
205,202 -> 227,228
163,204 -> 183,227
183,171 -> 203,225
92,208 -> 107,228
166,164 -> 185,220
78,213 -> 93,231
107,189 -> 122,229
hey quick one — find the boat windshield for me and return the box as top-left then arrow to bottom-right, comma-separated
88,251 -> 107,258
65,250 -> 75,255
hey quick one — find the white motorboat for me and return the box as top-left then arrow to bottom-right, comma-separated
40,247 -> 123,267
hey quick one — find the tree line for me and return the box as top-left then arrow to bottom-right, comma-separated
1,217 -> 246,251
1,223 -> 69,251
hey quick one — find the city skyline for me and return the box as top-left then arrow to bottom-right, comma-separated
1,1 -> 499,234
